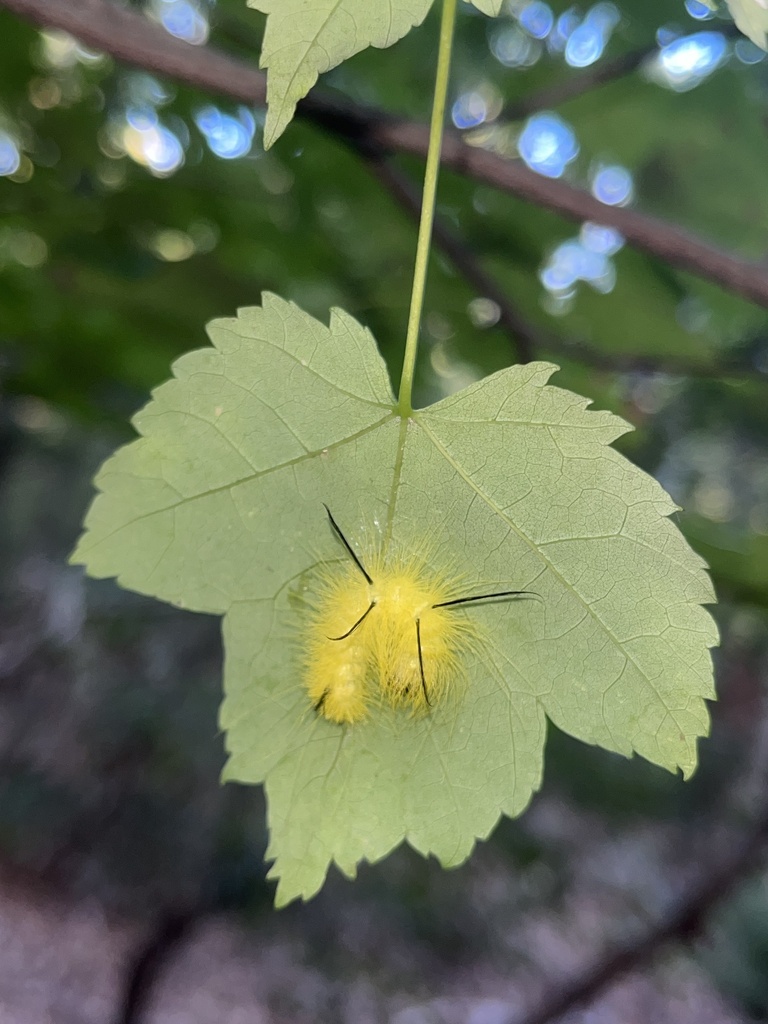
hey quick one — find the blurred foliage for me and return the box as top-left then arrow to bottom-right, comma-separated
1,1 -> 768,423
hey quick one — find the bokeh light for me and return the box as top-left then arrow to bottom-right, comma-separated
591,163 -> 633,206
452,91 -> 487,130
467,297 -> 501,328
28,77 -> 63,110
735,38 -> 767,64
490,25 -> 541,68
539,221 -> 625,304
39,28 -> 105,69
152,0 -> 209,46
580,222 -> 624,255
0,131 -> 21,177
656,25 -> 681,48
548,8 -> 582,53
451,84 -> 502,130
565,3 -> 621,68
540,240 -> 615,295
126,72 -> 173,108
451,93 -> 480,129
654,31 -> 728,90
120,107 -> 184,176
684,0 -> 715,19
0,228 -> 49,267
517,112 -> 579,178
149,228 -> 197,262
518,2 -> 555,40
194,106 -> 256,159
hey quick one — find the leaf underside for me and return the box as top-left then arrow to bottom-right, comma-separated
248,0 -> 503,148
724,0 -> 768,49
72,295 -> 717,906
469,0 -> 504,15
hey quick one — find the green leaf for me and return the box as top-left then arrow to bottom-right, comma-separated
248,0 -> 433,148
247,0 -> 504,147
723,0 -> 768,48
73,295 -> 718,906
469,0 -> 503,14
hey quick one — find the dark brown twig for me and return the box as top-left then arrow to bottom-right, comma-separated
542,343 -> 767,381
3,0 -> 768,311
377,119 -> 768,310
515,771 -> 768,1024
115,908 -> 201,1024
503,21 -> 742,123
362,155 -> 765,379
363,155 -> 538,363
504,45 -> 654,122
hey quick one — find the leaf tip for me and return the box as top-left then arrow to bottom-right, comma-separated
262,86 -> 298,151
261,119 -> 281,150
268,864 -> 328,909
67,542 -> 86,570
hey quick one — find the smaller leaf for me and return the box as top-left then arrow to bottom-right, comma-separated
469,0 -> 504,14
724,0 -> 768,48
249,0 -> 433,148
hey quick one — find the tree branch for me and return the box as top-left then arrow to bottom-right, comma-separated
379,121 -> 768,310
504,45 -> 653,122
515,777 -> 768,1024
363,154 -> 765,379
1,0 -> 268,106
504,22 -> 741,122
363,155 -> 537,363
3,0 -> 768,313
115,908 -> 200,1024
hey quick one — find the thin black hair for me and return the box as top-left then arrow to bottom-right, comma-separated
434,590 -> 539,609
323,505 -> 377,640
415,618 -> 431,707
314,689 -> 328,712
323,503 -> 373,584
327,600 -> 375,641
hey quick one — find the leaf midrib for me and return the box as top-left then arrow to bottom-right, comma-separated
81,412 -> 396,555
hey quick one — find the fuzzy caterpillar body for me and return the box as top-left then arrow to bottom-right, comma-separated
306,628 -> 369,724
304,568 -> 373,724
302,507 -> 537,726
368,567 -> 473,709
303,550 -> 478,724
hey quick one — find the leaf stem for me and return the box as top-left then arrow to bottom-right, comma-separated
396,0 -> 458,417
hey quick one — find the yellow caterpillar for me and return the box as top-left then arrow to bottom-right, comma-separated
303,506 -> 537,724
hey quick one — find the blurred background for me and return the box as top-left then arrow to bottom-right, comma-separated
1,0 -> 768,1021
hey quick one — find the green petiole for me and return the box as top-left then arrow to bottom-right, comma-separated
396,0 -> 459,417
